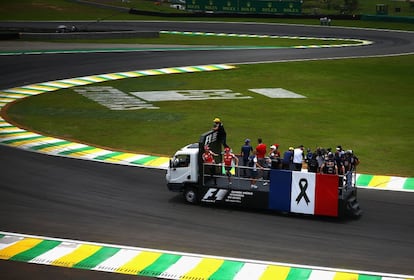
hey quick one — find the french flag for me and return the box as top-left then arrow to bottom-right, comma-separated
269,170 -> 339,217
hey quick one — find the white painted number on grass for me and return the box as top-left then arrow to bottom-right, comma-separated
74,87 -> 306,110
130,89 -> 252,101
74,86 -> 159,110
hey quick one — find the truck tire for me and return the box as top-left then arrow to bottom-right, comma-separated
184,187 -> 198,204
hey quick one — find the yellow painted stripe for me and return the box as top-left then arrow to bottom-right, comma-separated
116,251 -> 162,275
127,72 -> 145,77
0,93 -> 27,98
6,88 -> 43,94
260,265 -> 290,280
160,68 -> 182,74
119,71 -> 143,78
0,132 -> 33,139
37,141 -> 77,153
180,67 -> 199,72
60,79 -> 91,85
143,157 -> 170,167
140,70 -> 163,75
368,176 -> 391,188
25,84 -> 57,91
81,76 -> 107,82
333,272 -> 359,280
52,244 -> 101,267
43,81 -> 74,88
0,238 -> 43,260
67,147 -> 105,157
203,65 -> 220,71
105,153 -> 141,163
0,98 -> 14,103
181,258 -> 224,279
8,137 -> 46,147
0,127 -> 26,133
101,74 -> 125,80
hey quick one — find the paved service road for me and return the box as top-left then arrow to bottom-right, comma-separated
0,21 -> 413,279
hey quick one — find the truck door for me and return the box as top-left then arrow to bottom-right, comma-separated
168,154 -> 194,184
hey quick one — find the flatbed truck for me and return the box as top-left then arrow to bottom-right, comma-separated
166,130 -> 362,218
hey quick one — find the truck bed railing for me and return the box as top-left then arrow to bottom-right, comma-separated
202,163 -> 270,189
202,163 -> 357,194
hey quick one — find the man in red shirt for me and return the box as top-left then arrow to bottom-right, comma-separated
203,145 -> 218,185
223,147 -> 239,186
256,138 -> 267,163
255,138 -> 267,180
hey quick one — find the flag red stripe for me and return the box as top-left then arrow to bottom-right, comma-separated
315,174 -> 339,217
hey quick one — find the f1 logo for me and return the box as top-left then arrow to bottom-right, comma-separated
202,188 -> 228,201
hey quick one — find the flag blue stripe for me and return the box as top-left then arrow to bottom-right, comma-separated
269,170 -> 291,212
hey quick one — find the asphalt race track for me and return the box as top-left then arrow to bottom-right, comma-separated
0,21 -> 414,279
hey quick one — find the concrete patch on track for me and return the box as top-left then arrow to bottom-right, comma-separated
0,231 -> 412,280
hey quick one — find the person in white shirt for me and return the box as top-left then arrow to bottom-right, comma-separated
293,145 -> 304,171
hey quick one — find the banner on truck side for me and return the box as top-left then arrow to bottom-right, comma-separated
269,170 -> 339,217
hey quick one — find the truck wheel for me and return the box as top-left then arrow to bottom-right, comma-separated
184,187 -> 198,204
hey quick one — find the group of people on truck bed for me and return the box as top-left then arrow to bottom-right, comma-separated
239,138 -> 359,176
209,118 -> 359,179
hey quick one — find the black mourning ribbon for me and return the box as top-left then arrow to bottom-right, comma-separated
296,178 -> 310,205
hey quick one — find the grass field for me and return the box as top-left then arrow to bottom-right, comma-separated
5,55 -> 414,177
1,0 -> 413,177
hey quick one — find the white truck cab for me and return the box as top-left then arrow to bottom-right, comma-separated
166,143 -> 200,191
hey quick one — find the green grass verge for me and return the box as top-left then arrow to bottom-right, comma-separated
37,32 -> 359,47
5,55 -> 414,177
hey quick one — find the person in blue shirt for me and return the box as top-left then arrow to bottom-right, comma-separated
282,147 -> 294,170
240,138 -> 253,177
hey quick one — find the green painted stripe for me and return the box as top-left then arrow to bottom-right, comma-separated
170,68 -> 188,73
73,247 -> 120,270
358,274 -> 382,280
139,253 -> 181,277
356,174 -> 374,186
2,135 -> 44,144
0,234 -> 4,239
113,73 -> 132,78
58,146 -> 95,155
30,140 -> 72,151
9,240 -> 61,262
286,267 -> 312,280
208,260 -> 245,280
403,178 -> 414,190
94,152 -> 124,160
0,130 -> 27,136
131,156 -> 158,165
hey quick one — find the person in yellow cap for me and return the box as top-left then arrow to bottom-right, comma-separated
212,117 -> 228,148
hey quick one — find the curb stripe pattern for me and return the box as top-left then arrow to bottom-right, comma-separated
160,31 -> 373,48
0,64 -> 235,169
0,232 -> 412,280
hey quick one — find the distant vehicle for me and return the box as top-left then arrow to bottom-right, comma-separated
56,25 -> 77,33
166,130 -> 362,218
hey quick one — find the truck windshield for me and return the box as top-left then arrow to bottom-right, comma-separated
172,155 -> 190,168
